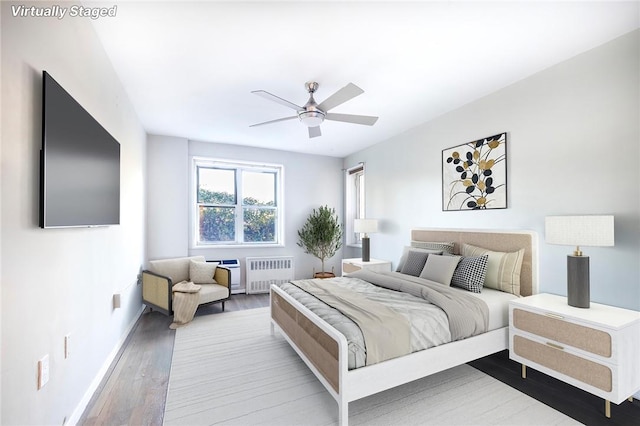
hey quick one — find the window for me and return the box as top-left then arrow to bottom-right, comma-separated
194,158 -> 284,246
345,163 -> 365,246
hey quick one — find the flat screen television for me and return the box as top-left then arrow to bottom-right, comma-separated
40,71 -> 120,228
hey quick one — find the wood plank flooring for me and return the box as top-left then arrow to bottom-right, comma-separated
78,294 -> 270,425
80,294 -> 639,425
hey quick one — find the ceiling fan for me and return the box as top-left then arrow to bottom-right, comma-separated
250,82 -> 378,138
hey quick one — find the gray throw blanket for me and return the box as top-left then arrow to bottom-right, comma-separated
347,270 -> 489,341
290,279 -> 411,365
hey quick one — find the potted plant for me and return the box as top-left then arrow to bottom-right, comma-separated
297,205 -> 343,278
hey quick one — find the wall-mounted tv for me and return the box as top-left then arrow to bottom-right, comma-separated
40,71 -> 121,228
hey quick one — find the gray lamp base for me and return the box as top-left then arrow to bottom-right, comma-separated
567,255 -> 590,308
361,237 -> 370,262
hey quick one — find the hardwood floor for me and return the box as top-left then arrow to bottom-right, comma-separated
78,293 -> 270,425
80,294 -> 639,425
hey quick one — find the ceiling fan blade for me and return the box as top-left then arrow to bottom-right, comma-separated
251,90 -> 302,111
325,113 -> 378,126
308,126 -> 322,138
250,116 -> 297,127
317,83 -> 364,112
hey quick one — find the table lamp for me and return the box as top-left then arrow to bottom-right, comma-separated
545,215 -> 614,308
354,219 -> 378,262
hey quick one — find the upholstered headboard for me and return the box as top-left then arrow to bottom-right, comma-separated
411,228 -> 538,296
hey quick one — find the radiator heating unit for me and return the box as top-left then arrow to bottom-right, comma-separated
245,256 -> 295,294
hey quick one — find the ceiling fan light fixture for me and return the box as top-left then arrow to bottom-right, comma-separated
298,110 -> 325,127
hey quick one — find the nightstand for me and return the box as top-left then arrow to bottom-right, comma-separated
509,293 -> 640,418
341,258 -> 391,276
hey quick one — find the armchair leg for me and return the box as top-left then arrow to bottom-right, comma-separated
222,301 -> 225,312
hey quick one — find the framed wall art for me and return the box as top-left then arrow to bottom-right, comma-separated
442,132 -> 507,211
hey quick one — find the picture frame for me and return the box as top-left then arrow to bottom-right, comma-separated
442,132 -> 507,211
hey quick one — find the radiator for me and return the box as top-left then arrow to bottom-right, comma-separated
245,256 -> 295,294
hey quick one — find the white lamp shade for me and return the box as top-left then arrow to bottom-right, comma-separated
545,215 -> 614,247
354,219 -> 379,234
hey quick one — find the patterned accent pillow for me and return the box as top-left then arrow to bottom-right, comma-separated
419,254 -> 461,285
462,243 -> 525,296
189,260 -> 219,284
396,247 -> 443,271
451,255 -> 488,293
400,250 -> 430,277
410,240 -> 456,254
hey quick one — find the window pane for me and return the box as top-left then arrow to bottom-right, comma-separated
198,168 -> 236,204
242,171 -> 275,206
199,206 -> 235,242
243,208 -> 275,242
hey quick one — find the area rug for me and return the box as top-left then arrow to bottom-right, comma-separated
164,308 -> 580,425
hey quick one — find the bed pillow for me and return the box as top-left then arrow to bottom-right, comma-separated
410,240 -> 455,254
396,247 -> 443,271
461,243 -> 525,296
450,255 -> 488,293
419,254 -> 461,285
189,260 -> 219,284
400,250 -> 431,276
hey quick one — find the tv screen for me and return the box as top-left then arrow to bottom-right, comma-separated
40,71 -> 120,228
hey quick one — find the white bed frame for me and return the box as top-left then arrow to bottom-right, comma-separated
270,228 -> 538,425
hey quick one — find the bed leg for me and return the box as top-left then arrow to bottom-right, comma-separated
270,321 -> 275,336
338,400 -> 348,426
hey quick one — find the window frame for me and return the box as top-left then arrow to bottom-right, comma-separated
191,157 -> 285,248
345,163 -> 366,247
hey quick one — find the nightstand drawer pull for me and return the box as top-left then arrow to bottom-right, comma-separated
544,312 -> 564,320
546,342 -> 564,351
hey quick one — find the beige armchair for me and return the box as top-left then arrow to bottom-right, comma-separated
142,255 -> 231,316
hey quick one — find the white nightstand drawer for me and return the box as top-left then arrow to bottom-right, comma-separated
513,335 -> 613,392
513,308 -> 612,357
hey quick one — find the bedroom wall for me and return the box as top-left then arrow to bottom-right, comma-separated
1,2 -> 147,424
344,30 -> 640,311
146,136 -> 344,284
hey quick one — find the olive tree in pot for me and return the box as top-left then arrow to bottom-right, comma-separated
297,205 -> 343,278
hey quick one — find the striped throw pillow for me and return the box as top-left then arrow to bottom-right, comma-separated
461,243 -> 525,296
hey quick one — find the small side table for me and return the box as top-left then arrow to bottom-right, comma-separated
341,258 -> 392,276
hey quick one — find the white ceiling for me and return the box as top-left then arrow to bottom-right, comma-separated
90,1 -> 639,157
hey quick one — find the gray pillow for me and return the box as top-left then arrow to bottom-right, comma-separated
419,255 -> 461,285
400,250 -> 430,276
411,240 -> 455,254
451,255 -> 489,293
396,247 -> 443,271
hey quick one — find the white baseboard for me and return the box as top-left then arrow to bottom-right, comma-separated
66,305 -> 145,425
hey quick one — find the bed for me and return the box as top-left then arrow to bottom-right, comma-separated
270,228 -> 538,425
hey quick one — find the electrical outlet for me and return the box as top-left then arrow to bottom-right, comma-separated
64,334 -> 71,359
38,354 -> 50,389
113,294 -> 121,309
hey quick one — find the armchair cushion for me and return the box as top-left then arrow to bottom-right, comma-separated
149,255 -> 205,283
198,283 -> 230,305
189,259 -> 219,284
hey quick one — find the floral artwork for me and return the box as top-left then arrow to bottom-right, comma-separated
442,133 -> 507,211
